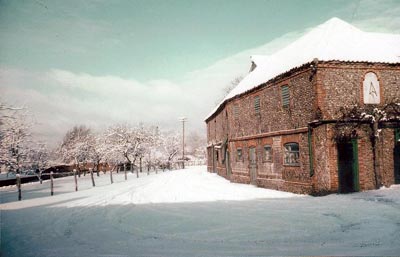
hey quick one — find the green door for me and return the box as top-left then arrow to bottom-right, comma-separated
394,129 -> 400,184
337,139 -> 359,193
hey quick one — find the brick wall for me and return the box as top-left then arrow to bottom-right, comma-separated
379,128 -> 396,186
206,62 -> 400,195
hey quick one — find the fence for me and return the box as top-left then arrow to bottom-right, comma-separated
8,161 -> 206,201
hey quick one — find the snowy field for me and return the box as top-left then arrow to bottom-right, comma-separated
1,166 -> 400,256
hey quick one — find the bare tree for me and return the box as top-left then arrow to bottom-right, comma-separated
215,75 -> 243,104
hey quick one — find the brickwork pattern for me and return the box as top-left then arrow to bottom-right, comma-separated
207,62 -> 400,195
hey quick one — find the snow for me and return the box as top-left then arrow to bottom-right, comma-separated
0,166 -> 297,208
206,17 -> 400,120
1,166 -> 400,256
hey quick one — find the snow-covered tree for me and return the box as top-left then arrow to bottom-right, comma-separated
27,142 -> 50,172
0,104 -> 31,175
141,126 -> 161,173
60,125 -> 93,175
105,124 -> 147,176
153,132 -> 180,170
186,131 -> 206,160
87,132 -> 109,174
25,141 -> 51,182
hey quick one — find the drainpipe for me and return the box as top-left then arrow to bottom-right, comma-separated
308,125 -> 314,177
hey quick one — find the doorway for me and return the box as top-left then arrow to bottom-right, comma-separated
212,146 -> 216,173
337,139 -> 359,193
225,151 -> 231,179
249,147 -> 257,185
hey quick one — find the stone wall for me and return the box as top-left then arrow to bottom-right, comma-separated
316,62 -> 400,120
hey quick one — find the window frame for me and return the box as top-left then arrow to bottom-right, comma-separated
254,95 -> 261,115
263,144 -> 273,162
233,104 -> 239,119
215,149 -> 219,163
236,148 -> 243,162
281,85 -> 290,108
283,142 -> 300,166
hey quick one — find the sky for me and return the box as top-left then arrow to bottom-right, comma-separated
1,0 -> 400,146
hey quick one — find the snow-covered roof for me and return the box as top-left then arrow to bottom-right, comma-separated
205,17 -> 400,121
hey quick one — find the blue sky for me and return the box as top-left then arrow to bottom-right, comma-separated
0,0 -> 399,145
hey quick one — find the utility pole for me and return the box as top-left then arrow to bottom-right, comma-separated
179,117 -> 187,169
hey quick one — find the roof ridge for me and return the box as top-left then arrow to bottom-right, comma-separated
205,17 -> 400,121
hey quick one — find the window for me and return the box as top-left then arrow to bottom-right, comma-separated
233,104 -> 239,119
281,85 -> 290,108
215,149 -> 219,162
254,96 -> 260,114
237,148 -> 243,162
263,145 -> 273,162
284,143 -> 299,165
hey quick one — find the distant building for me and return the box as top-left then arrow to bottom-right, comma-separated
205,18 -> 400,195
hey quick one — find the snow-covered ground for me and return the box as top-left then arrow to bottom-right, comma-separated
1,166 -> 400,256
0,166 -> 296,206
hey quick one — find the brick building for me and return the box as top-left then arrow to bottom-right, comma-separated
205,18 -> 400,195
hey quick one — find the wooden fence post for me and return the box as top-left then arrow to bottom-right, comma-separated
136,167 -> 139,178
39,170 -> 43,184
73,169 -> 78,191
50,171 -> 54,196
16,174 -> 22,201
110,169 -> 114,184
90,168 -> 95,187
124,163 -> 127,180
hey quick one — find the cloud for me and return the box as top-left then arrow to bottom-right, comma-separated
1,7 -> 399,146
347,0 -> 400,33
1,66 -> 206,146
0,28 -> 302,146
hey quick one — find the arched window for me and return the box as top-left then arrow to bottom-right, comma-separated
284,143 -> 299,165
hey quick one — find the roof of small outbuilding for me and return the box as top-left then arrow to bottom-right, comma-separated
205,17 -> 400,121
